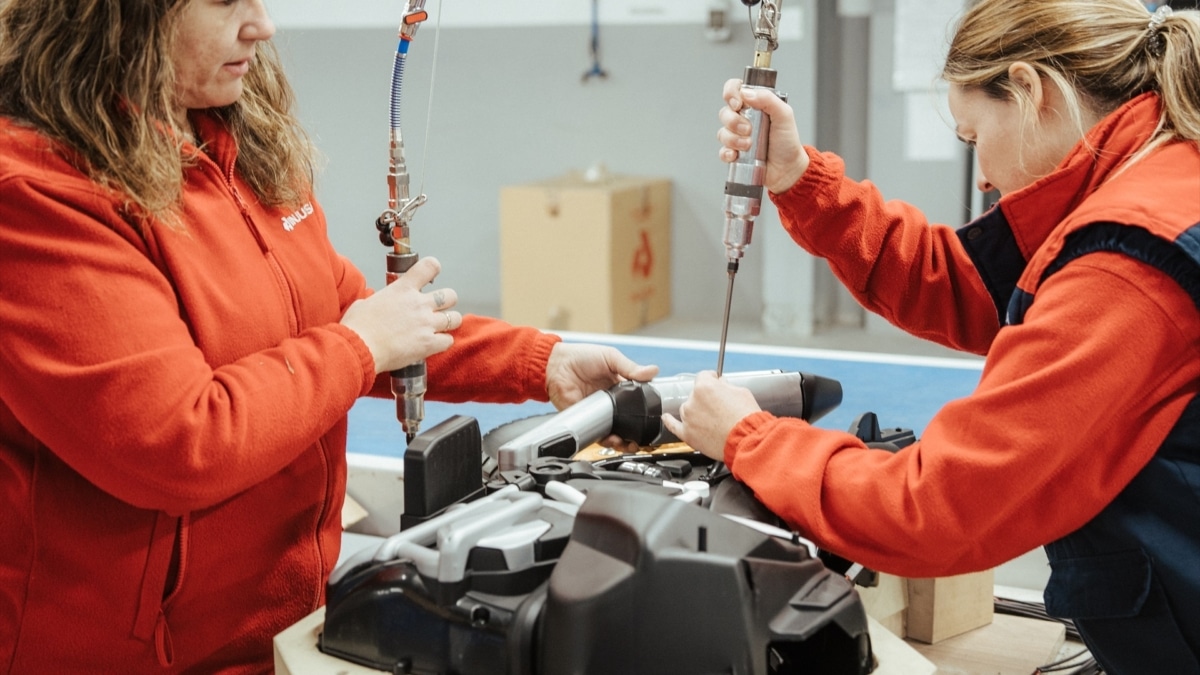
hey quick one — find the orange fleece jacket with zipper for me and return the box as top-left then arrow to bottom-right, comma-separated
0,112 -> 560,673
723,93 -> 1200,578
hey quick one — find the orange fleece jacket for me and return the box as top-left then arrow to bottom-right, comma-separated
0,112 -> 559,673
724,94 -> 1200,578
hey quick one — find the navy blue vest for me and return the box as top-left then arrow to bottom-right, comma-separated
961,216 -> 1200,674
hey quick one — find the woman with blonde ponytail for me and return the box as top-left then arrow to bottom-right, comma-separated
0,1 -> 656,672
665,1 -> 1200,671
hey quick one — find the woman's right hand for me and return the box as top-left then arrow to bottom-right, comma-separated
718,77 -> 809,195
661,371 -> 761,461
340,256 -> 461,374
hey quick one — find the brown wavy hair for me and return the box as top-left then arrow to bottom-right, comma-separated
943,0 -> 1200,154
0,0 -> 316,223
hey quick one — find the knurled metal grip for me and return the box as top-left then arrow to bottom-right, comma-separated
722,66 -> 778,261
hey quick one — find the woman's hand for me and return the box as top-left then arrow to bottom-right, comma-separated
544,343 -> 658,409
718,78 -> 810,195
661,371 -> 761,461
545,343 -> 658,453
339,256 -> 462,374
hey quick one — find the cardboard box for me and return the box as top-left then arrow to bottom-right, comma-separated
500,173 -> 671,334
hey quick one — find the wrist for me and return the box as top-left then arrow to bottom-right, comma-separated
769,149 -> 811,195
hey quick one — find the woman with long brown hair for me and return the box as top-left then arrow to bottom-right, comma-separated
0,1 -> 655,672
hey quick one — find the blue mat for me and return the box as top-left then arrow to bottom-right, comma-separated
348,332 -> 984,459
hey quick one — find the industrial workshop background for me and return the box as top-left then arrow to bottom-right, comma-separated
271,0 -> 973,341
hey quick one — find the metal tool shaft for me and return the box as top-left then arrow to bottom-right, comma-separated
709,0 -> 783,480
716,262 -> 737,377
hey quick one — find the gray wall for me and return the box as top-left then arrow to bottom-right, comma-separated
275,0 -> 971,337
813,0 -> 871,330
862,0 -> 971,335
276,12 -> 817,326
865,0 -> 969,227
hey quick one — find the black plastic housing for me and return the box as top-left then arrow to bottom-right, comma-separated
321,464 -> 874,675
538,486 -> 873,675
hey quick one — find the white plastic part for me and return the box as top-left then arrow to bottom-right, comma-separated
544,480 -> 587,506
721,513 -> 819,558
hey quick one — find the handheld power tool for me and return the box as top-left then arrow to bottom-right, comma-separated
718,0 -> 784,376
375,0 -> 431,443
492,369 -> 842,473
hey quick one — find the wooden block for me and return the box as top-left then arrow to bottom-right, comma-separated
907,612 -> 1066,674
858,573 -> 908,637
872,610 -> 906,640
906,569 -> 995,644
340,493 -> 369,529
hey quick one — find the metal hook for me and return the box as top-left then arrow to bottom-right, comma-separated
582,0 -> 608,82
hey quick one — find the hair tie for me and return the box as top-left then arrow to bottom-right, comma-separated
1147,5 -> 1173,57
1149,4 -> 1173,31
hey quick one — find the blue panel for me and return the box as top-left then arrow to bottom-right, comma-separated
348,335 -> 984,459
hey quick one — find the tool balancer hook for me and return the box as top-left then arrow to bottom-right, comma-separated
582,0 -> 608,82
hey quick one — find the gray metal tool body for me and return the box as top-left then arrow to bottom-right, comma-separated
493,369 -> 841,472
